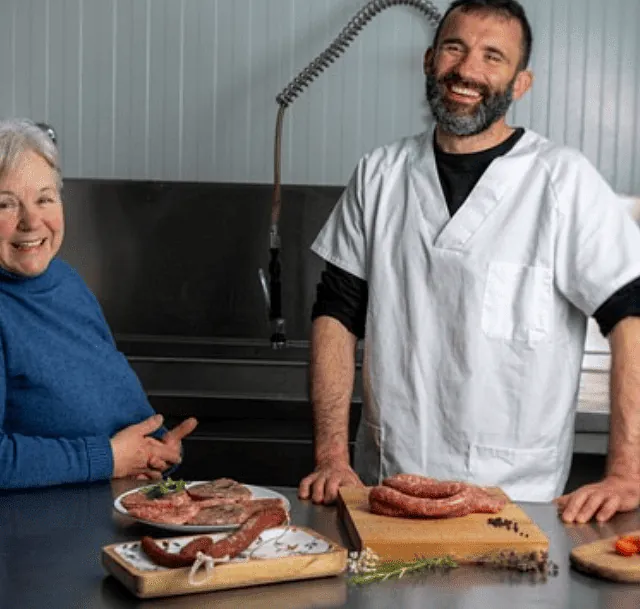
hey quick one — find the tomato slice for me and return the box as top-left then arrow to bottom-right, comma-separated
615,538 -> 638,557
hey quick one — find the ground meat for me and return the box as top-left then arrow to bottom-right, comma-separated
187,479 -> 252,501
127,502 -> 202,525
121,489 -> 192,511
122,480 -> 287,527
186,503 -> 250,526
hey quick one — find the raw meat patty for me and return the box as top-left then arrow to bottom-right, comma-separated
187,479 -> 252,501
186,503 -> 250,526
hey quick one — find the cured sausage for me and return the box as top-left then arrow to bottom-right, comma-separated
382,474 -> 465,499
178,536 -> 216,562
369,485 -> 475,518
140,506 -> 288,568
203,507 -> 288,559
140,537 -> 195,568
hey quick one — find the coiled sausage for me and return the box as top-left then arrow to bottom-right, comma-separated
369,485 -> 475,518
382,474 -> 465,499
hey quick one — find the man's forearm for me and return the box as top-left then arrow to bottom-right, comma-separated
606,317 -> 640,481
310,316 -> 358,466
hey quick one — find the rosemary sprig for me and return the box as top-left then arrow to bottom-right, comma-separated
348,554 -> 458,585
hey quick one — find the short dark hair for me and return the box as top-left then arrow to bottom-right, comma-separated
432,0 -> 533,70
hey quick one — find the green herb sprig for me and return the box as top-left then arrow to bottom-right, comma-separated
347,549 -> 458,585
142,477 -> 187,499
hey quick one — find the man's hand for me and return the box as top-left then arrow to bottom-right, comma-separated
298,458 -> 365,505
555,475 -> 640,523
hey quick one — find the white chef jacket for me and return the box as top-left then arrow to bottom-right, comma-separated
311,129 -> 640,502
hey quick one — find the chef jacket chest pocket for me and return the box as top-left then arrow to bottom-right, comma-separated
481,262 -> 552,343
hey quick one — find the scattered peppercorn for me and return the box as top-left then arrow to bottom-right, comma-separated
487,517 -> 531,538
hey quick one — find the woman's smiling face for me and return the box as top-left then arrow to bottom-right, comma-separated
0,150 -> 64,277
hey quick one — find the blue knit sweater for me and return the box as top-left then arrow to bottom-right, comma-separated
0,258 -> 158,489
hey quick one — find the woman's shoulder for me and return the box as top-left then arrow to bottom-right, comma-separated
49,258 -> 90,287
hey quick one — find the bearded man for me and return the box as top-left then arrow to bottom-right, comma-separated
298,0 -> 640,524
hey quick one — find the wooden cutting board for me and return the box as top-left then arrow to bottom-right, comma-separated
571,530 -> 640,582
102,526 -> 347,598
338,487 -> 548,561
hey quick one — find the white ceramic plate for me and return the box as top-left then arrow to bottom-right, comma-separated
113,482 -> 291,533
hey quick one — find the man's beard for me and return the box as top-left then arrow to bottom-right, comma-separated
425,72 -> 515,136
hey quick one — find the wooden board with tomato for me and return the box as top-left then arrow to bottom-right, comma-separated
571,530 -> 640,582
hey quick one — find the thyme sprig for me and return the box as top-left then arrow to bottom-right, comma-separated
348,550 -> 458,585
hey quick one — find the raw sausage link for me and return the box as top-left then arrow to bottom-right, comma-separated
467,488 -> 507,513
369,498 -> 414,518
370,497 -> 473,519
369,485 -> 475,518
382,474 -> 466,499
140,507 -> 288,568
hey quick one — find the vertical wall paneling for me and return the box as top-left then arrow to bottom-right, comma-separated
628,0 -> 640,195
181,0 -> 200,182
48,0 -> 64,143
545,0 -> 568,146
147,0 -> 165,179
614,0 -> 634,195
0,0 -> 638,191
163,0 -> 183,181
14,1 -> 32,119
0,4 -> 15,117
114,0 -> 132,177
581,0 -> 604,169
598,0 -> 620,186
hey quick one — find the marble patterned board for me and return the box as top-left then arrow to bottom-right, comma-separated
113,526 -> 333,571
102,526 -> 347,598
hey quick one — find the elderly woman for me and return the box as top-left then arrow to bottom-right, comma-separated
0,118 -> 197,489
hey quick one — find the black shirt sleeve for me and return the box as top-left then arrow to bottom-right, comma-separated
311,262 -> 368,339
593,276 -> 640,336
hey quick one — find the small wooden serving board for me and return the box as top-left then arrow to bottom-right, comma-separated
338,487 -> 549,561
102,526 -> 347,598
571,530 -> 640,583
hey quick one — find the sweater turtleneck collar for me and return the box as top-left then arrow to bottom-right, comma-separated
0,258 -> 61,292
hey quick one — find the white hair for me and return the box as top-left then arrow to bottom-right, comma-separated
0,118 -> 61,189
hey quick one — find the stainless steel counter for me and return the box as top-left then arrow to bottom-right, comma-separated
1,482 -> 639,609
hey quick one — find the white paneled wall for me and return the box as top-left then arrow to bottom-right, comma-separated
0,0 -> 638,192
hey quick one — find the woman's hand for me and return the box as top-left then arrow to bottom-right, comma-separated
159,417 -> 198,466
110,415 -> 199,479
110,415 -> 172,478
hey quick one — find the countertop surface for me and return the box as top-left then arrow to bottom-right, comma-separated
1,481 -> 640,609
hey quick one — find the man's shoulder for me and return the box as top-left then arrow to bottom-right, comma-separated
357,132 -> 430,177
519,130 -> 595,175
